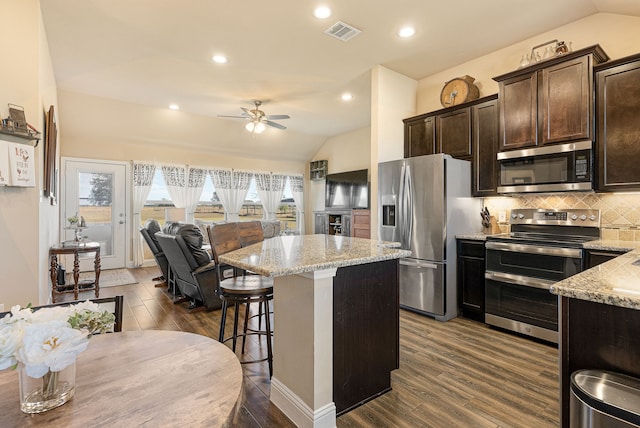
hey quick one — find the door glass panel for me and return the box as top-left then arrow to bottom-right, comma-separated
78,171 -> 114,256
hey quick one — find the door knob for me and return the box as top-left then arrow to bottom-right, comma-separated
119,220 -> 125,224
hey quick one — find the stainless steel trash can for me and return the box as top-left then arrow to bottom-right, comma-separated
570,370 -> 640,427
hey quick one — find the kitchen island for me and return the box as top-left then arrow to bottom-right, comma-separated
550,248 -> 640,427
219,234 -> 410,428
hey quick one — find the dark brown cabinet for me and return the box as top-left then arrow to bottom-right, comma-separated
494,45 -> 608,151
403,115 -> 435,157
585,248 -> 627,269
595,53 -> 640,191
404,95 -> 499,196
436,108 -> 472,160
472,96 -> 499,196
456,239 -> 486,323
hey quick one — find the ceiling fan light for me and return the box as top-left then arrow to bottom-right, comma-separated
245,121 -> 256,132
254,122 -> 266,133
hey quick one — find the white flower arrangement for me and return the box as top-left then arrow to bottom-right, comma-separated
0,301 -> 115,378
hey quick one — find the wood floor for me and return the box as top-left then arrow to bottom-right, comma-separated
70,266 -> 559,427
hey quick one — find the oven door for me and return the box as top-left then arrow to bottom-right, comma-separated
485,272 -> 558,343
485,241 -> 583,281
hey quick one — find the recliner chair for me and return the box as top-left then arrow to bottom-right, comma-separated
155,224 -> 222,312
139,219 -> 170,284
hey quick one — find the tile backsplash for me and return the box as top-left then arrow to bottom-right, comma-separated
483,192 -> 640,240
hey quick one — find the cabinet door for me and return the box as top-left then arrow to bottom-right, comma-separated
596,58 -> 640,191
456,240 -> 485,323
499,73 -> 538,151
541,56 -> 591,145
404,116 -> 435,157
351,210 -> 371,239
314,213 -> 328,234
436,108 -> 472,160
472,98 -> 499,196
341,215 -> 351,237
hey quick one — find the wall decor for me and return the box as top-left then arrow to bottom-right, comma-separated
44,105 -> 57,203
7,142 -> 35,186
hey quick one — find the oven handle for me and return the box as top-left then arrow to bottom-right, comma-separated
485,271 -> 556,290
485,241 -> 583,259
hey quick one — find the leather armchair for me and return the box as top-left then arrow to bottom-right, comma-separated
156,224 -> 222,311
139,219 -> 170,283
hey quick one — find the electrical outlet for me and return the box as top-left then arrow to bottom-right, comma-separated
498,211 -> 507,223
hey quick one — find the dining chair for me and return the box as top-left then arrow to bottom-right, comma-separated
208,222 -> 274,377
0,296 -> 124,333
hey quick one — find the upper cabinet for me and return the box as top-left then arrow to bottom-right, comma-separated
403,95 -> 498,196
404,115 -> 435,157
595,53 -> 640,191
493,45 -> 609,151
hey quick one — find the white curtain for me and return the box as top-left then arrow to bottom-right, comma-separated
183,167 -> 207,223
132,162 -> 156,266
161,165 -> 188,209
255,172 -> 286,221
289,175 -> 305,234
209,169 -> 251,222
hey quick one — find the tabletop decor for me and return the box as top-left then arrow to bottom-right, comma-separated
0,301 -> 115,413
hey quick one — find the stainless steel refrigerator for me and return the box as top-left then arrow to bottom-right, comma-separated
378,153 -> 481,321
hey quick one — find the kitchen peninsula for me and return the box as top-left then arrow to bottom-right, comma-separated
550,247 -> 640,427
219,234 -> 410,428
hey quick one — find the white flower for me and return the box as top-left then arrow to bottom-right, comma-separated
17,321 -> 89,378
0,322 -> 22,370
0,300 -> 114,378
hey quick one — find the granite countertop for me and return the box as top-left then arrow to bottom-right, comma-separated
550,249 -> 640,310
219,234 -> 411,277
455,233 -> 502,241
583,239 -> 640,252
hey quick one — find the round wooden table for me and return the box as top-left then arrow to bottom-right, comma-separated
0,331 -> 243,427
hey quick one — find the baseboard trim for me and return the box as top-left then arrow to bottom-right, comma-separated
270,377 -> 336,428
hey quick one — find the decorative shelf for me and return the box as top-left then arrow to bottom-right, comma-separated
310,160 -> 328,181
0,126 -> 41,146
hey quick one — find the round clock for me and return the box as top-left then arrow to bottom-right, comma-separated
440,75 -> 480,108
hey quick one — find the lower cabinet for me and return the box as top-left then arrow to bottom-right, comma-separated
350,209 -> 370,238
456,239 -> 486,322
585,248 -> 627,268
314,211 -> 351,236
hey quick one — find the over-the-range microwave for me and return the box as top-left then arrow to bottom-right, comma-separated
496,140 -> 593,194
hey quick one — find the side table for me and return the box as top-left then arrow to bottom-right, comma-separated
49,242 -> 101,303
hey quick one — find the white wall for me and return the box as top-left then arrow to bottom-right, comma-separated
0,0 -> 59,308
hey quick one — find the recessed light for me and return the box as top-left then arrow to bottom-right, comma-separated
398,26 -> 416,38
341,93 -> 353,101
314,6 -> 331,19
169,104 -> 180,110
212,54 -> 228,64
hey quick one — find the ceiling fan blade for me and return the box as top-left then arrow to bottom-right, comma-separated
265,114 -> 290,120
217,115 -> 249,119
264,120 -> 287,130
240,107 -> 254,116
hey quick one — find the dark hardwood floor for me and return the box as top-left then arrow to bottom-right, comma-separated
69,266 -> 559,427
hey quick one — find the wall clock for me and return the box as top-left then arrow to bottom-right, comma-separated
440,75 -> 480,107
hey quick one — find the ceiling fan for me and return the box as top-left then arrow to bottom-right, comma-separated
218,100 -> 290,133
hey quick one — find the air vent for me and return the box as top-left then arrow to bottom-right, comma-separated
324,21 -> 361,42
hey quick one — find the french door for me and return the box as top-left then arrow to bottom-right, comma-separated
62,158 -> 129,271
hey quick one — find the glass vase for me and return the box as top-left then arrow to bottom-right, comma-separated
18,362 -> 76,413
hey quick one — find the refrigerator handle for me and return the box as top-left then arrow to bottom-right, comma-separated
398,163 -> 407,247
404,164 -> 413,247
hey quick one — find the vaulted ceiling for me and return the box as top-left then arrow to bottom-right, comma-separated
39,0 -> 640,162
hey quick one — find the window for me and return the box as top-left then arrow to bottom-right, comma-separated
194,174 -> 224,223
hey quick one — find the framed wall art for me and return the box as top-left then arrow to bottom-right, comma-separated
44,105 -> 57,204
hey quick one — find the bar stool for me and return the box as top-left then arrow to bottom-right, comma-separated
208,222 -> 274,377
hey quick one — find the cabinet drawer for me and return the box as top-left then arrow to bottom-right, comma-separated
457,240 -> 485,258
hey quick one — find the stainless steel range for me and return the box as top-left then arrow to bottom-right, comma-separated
484,208 -> 600,343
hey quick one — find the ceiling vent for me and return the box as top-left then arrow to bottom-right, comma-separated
324,21 -> 361,42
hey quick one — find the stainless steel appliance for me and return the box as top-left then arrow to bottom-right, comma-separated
485,208 -> 600,343
378,154 -> 481,321
497,140 -> 593,194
